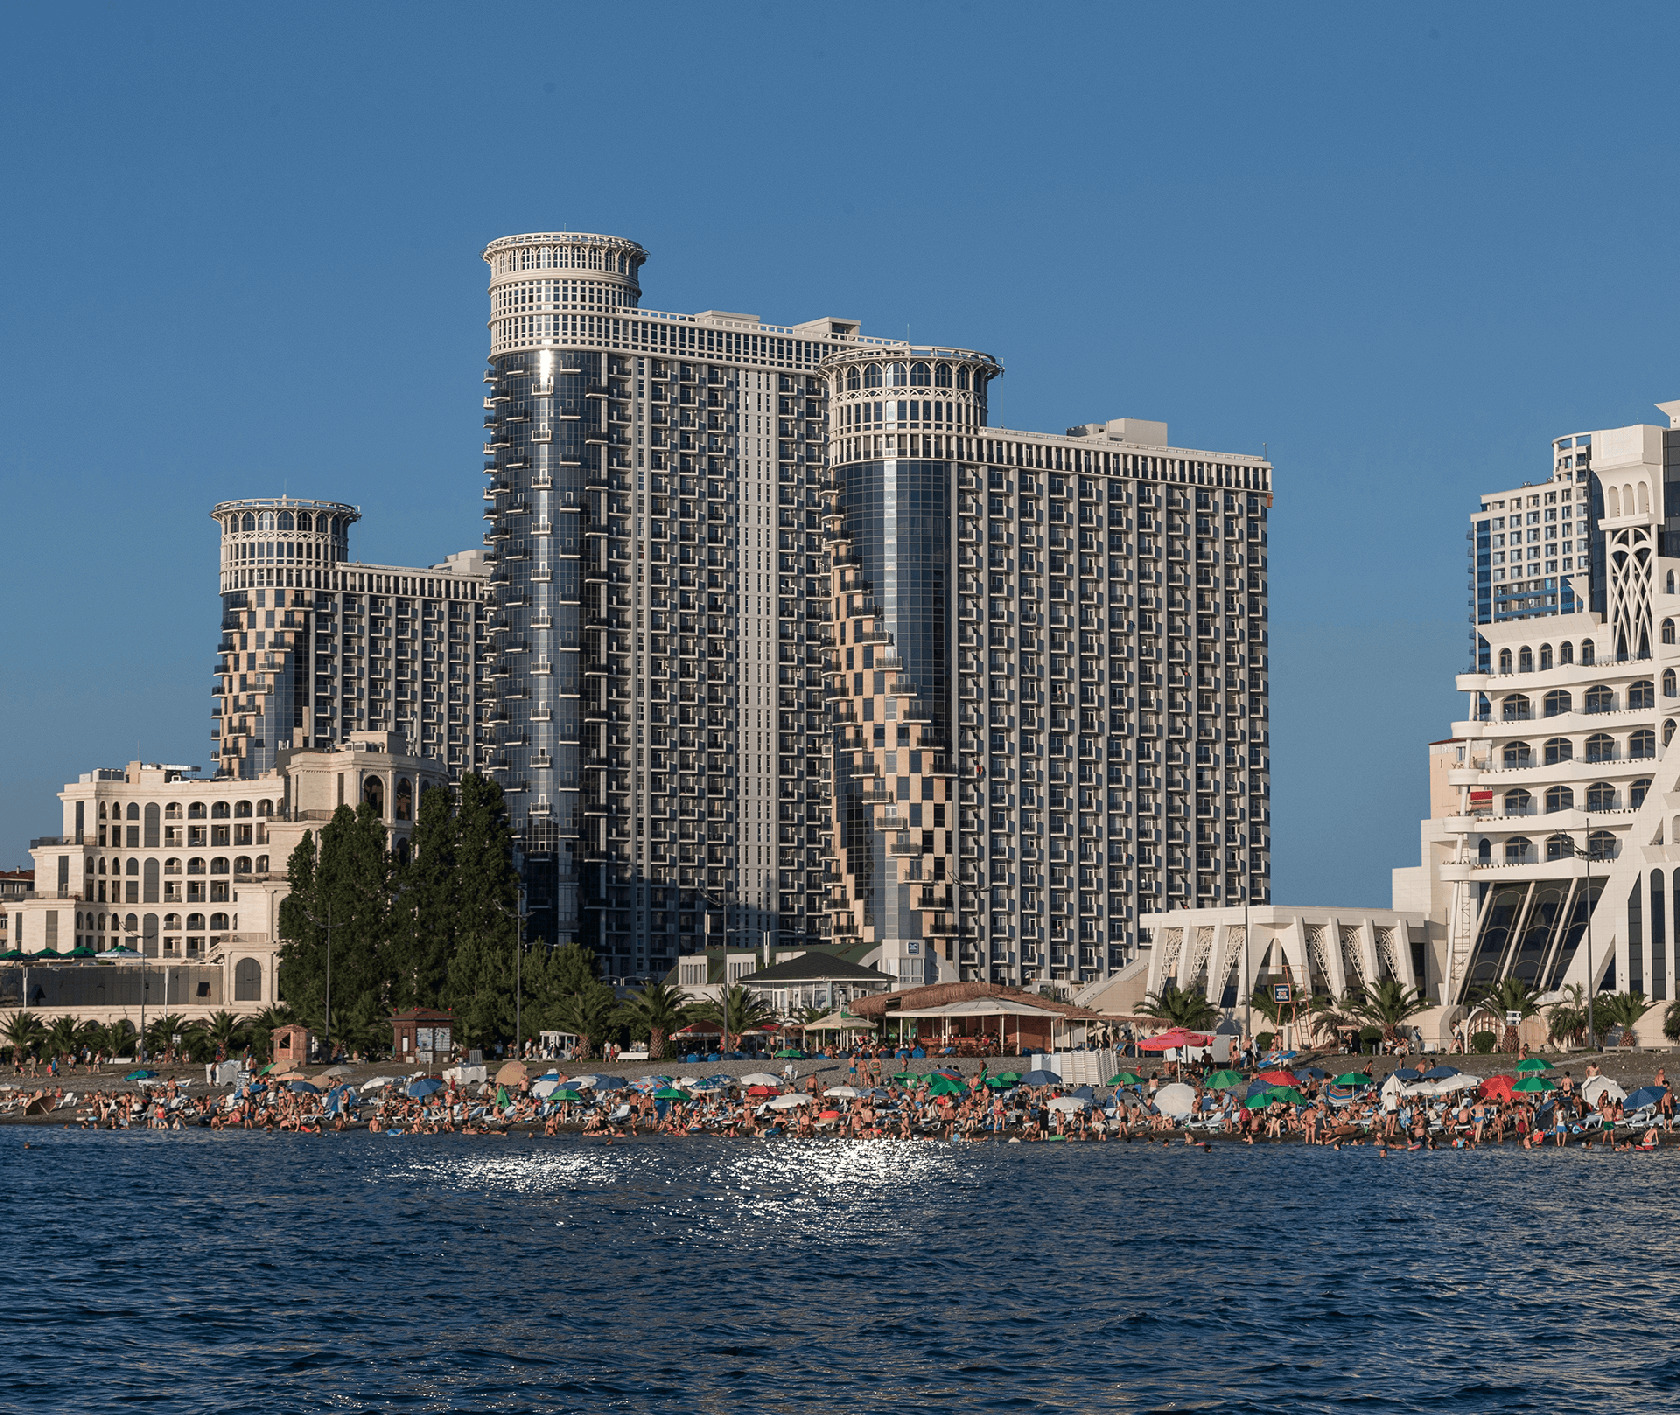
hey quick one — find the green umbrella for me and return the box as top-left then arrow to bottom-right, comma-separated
1334,1072 -> 1373,1087
1261,1086 -> 1309,1107
927,1076 -> 965,1097
984,1077 -> 1014,1090
496,1085 -> 511,1109
892,1072 -> 918,1084
1513,1076 -> 1555,1092
996,1071 -> 1024,1084
1243,1089 -> 1280,1110
0,949 -> 22,960
1515,1059 -> 1553,1074
653,1087 -> 689,1100
552,1088 -> 584,1103
1204,1069 -> 1243,1089
774,1049 -> 804,1059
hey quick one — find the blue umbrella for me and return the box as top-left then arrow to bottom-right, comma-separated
1626,1086 -> 1667,1111
591,1077 -> 627,1092
1019,1069 -> 1062,1087
1393,1067 -> 1423,1082
289,1080 -> 321,1095
1296,1066 -> 1328,1080
406,1078 -> 444,1098
1071,1084 -> 1095,1100
1423,1065 -> 1460,1080
1243,1079 -> 1276,1100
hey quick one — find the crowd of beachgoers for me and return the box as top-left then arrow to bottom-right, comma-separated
7,1049 -> 1680,1153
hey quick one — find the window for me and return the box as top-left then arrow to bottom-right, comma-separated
1560,641 -> 1575,665
209,912 -> 230,931
845,366 -> 860,391
1629,680 -> 1655,710
1632,728 -> 1657,759
188,802 -> 207,819
1539,644 -> 1553,671
1499,648 -> 1513,674
1586,781 -> 1616,812
1585,733 -> 1615,763
1665,620 -> 1676,646
1582,641 -> 1596,666
1666,670 -> 1677,699
1667,720 -> 1676,747
1587,829 -> 1617,860
909,362 -> 931,386
1504,788 -> 1533,815
1503,741 -> 1531,768
1544,785 -> 1574,813
1584,685 -> 1614,714
1518,647 -> 1533,673
234,957 -> 262,1002
234,856 -> 252,875
1504,836 -> 1532,862
1543,737 -> 1573,766
1546,834 -> 1574,861
234,800 -> 253,818
863,363 -> 882,389
1632,778 -> 1653,810
210,857 -> 230,875
935,363 -> 953,388
210,801 -> 231,819
1502,694 -> 1531,721
1543,689 -> 1572,717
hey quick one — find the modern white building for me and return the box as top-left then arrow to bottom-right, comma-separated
210,496 -> 491,782
7,733 -> 445,1026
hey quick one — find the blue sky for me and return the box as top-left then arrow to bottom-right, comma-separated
4,3 -> 1680,904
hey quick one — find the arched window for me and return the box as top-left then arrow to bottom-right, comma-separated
210,857 -> 230,875
1547,834 -> 1574,861
1543,689 -> 1572,717
126,859 -> 139,876
1503,741 -> 1531,768
934,363 -> 953,388
1539,644 -> 1553,671
1583,641 -> 1596,666
241,513 -> 255,532
1504,836 -> 1532,862
1504,788 -> 1533,816
1586,781 -> 1616,812
164,802 -> 182,820
909,362 -> 931,386
234,957 -> 263,1002
1499,648 -> 1513,674
1560,641 -> 1575,665
257,799 -> 273,817
296,512 -> 312,532
234,800 -> 252,818
1544,737 -> 1573,765
211,801 -> 231,819
957,367 -> 971,390
1518,647 -> 1533,673
254,855 -> 268,874
1584,684 -> 1614,713
1640,482 -> 1650,514
277,511 -> 294,530
1632,778 -> 1653,809
1502,694 -> 1532,721
1632,728 -> 1657,759
863,363 -> 882,389
1588,829 -> 1618,860
363,776 -> 385,815
395,777 -> 413,821
188,802 -> 207,819
1475,693 -> 1491,722
1666,620 -> 1676,646
1665,671 -> 1677,699
1629,680 -> 1655,710
126,803 -> 139,820
1667,719 -> 1676,747
1478,839 -> 1493,863
209,912 -> 230,931
186,912 -> 205,931
163,913 -> 181,931
1545,785 -> 1574,813
187,857 -> 205,875
882,362 -> 903,387
1585,733 -> 1615,763
143,802 -> 160,847
234,857 -> 252,875
845,366 -> 861,391
142,858 -> 159,903
163,858 -> 180,875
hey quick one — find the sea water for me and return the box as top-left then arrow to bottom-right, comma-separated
6,1129 -> 1680,1413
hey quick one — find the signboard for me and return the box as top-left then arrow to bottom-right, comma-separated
1505,1010 -> 1522,1026
1272,984 -> 1292,1003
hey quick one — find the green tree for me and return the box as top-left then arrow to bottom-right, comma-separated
145,1014 -> 190,1060
2,1012 -> 45,1061
189,1010 -> 248,1062
277,801 -> 394,1047
695,983 -> 774,1054
549,981 -> 620,1059
246,1006 -> 293,1062
1547,983 -> 1590,1047
1137,983 -> 1219,1033
101,1018 -> 138,1059
619,980 -> 693,1060
44,1014 -> 80,1062
1472,976 -> 1541,1052
442,776 -> 521,1047
390,784 -> 458,1011
1347,979 -> 1431,1041
1596,991 -> 1653,1045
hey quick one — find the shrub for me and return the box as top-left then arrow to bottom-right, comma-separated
1471,1030 -> 1497,1054
1256,1031 -> 1275,1054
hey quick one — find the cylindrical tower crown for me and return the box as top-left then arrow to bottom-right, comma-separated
482,231 -> 648,358
213,497 -> 359,594
819,345 -> 1002,465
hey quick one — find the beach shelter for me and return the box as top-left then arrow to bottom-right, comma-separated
1477,1075 -> 1517,1102
1108,1070 -> 1143,1086
288,1080 -> 321,1095
1625,1085 -> 1667,1111
1512,1076 -> 1555,1093
1018,1068 -> 1062,1087
1581,1076 -> 1627,1106
774,1049 -> 805,1059
1393,1067 -> 1423,1082
1256,1069 -> 1299,1086
406,1078 -> 444,1098
1422,1065 -> 1460,1080
1137,1028 -> 1212,1053
1334,1072 -> 1373,1087
767,1094 -> 813,1110
825,1085 -> 862,1098
652,1086 -> 688,1100
1515,1059 -> 1553,1075
740,1072 -> 782,1087
495,1061 -> 529,1087
1204,1069 -> 1244,1089
927,1076 -> 965,1098
1153,1081 -> 1197,1118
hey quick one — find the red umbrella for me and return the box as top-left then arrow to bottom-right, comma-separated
747,1085 -> 778,1097
1137,1029 -> 1212,1052
1478,1074 -> 1516,1102
1256,1069 -> 1299,1086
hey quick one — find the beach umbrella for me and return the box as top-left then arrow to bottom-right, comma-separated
406,1078 -> 444,1098
1204,1069 -> 1244,1089
818,1108 -> 842,1121
747,1085 -> 779,1097
984,1078 -> 1014,1091
1512,1076 -> 1555,1093
995,1071 -> 1023,1084
1515,1059 -> 1553,1075
1625,1085 -> 1667,1111
1256,1069 -> 1297,1085
1153,1081 -> 1197,1118
124,1069 -> 158,1081
767,1093 -> 812,1110
591,1077 -> 627,1092
932,1068 -> 962,1080
1334,1072 -> 1373,1087
1478,1075 -> 1517,1101
1296,1066 -> 1329,1081
825,1085 -> 862,1098
1422,1065 -> 1460,1080
652,1087 -> 688,1100
569,1075 -> 602,1090
1268,1086 -> 1310,1107
740,1072 -> 782,1087
1393,1067 -> 1423,1082
288,1080 -> 321,1095
1581,1076 -> 1627,1106
551,1088 -> 584,1103
1019,1069 -> 1062,1087
1047,1095 -> 1090,1113
531,1079 -> 562,1099
1243,1089 -> 1280,1109
495,1061 -> 529,1087
774,1049 -> 805,1059
928,1076 -> 965,1097
1108,1070 -> 1143,1086
1138,1028 -> 1212,1053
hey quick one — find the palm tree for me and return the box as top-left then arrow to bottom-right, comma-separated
1595,991 -> 1652,1046
1347,978 -> 1431,1041
246,1006 -> 294,1062
1137,983 -> 1219,1033
101,1018 -> 138,1059
618,981 -> 692,1060
2,1011 -> 46,1062
146,1014 -> 189,1061
1472,976 -> 1541,1052
1548,983 -> 1590,1048
549,983 -> 620,1060
695,983 -> 773,1054
189,1010 -> 249,1062
1305,991 -> 1358,1048
44,1014 -> 80,1063
1666,998 -> 1680,1044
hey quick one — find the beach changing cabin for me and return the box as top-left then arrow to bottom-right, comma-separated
391,1008 -> 454,1065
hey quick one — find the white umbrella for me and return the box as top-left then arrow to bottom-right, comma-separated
531,1079 -> 563,1099
1432,1073 -> 1481,1095
767,1094 -> 814,1111
1582,1076 -> 1627,1106
569,1075 -> 602,1090
1154,1082 -> 1197,1118
740,1072 -> 783,1087
361,1077 -> 391,1091
825,1085 -> 862,1098
1047,1095 -> 1090,1113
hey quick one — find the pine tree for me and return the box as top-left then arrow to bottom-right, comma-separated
390,784 -> 457,1010
443,775 -> 520,1047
